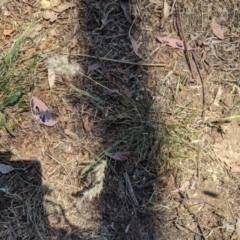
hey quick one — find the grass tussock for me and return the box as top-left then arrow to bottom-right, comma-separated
0,26 -> 40,135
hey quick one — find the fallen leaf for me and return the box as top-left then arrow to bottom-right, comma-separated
0,164 -> 14,174
157,36 -> 193,50
70,38 -> 78,49
130,36 -> 142,58
3,10 -> 11,16
171,181 -> 190,193
106,151 -> 131,161
64,129 -> 79,139
50,29 -> 58,36
213,86 -> 222,106
30,96 -> 58,126
87,62 -> 102,75
3,29 -> 15,36
220,157 -> 240,173
175,224 -> 189,234
53,2 -> 75,13
37,43 -> 48,50
83,115 -> 94,133
147,72 -> 155,87
160,0 -> 170,27
42,10 -> 58,22
120,0 -> 131,23
8,223 -> 18,240
48,68 -> 55,88
211,18 -> 224,40
64,105 -> 74,112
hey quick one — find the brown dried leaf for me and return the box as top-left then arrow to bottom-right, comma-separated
64,129 -> 79,140
106,152 -> 131,161
53,2 -> 75,13
171,181 -> 190,193
70,38 -> 78,49
64,105 -> 74,113
130,36 -> 142,58
175,224 -> 189,233
147,72 -> 155,87
87,62 -> 102,75
37,43 -> 48,50
220,157 -> 240,172
83,115 -> 94,133
120,0 -> 131,23
3,10 -> 11,16
42,10 -> 58,22
213,86 -> 222,106
157,36 -> 193,50
0,164 -> 14,174
3,28 -> 15,36
50,29 -> 58,36
211,18 -> 224,40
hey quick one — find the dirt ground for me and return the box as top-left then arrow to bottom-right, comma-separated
0,0 -> 240,239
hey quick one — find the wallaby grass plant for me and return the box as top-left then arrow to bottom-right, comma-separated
0,26 -> 39,135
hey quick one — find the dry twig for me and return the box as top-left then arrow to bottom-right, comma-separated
175,197 -> 215,208
192,52 -> 206,120
124,172 -> 139,206
72,53 -> 166,67
177,4 -> 196,80
177,199 -> 208,239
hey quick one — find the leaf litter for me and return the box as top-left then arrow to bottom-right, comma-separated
1,0 -> 239,239
42,2 -> 75,22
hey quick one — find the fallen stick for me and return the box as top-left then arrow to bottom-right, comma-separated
72,53 -> 166,67
124,172 -> 139,206
177,4 -> 196,80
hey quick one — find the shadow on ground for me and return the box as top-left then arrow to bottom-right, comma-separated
73,1 -> 161,239
0,152 -> 100,239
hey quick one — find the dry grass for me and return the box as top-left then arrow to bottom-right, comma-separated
0,0 -> 240,239
148,0 -> 240,239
